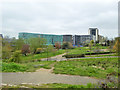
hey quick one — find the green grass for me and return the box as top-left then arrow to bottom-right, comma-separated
23,61 -> 55,72
2,62 -> 28,72
67,46 -> 109,55
2,61 -> 55,72
2,57 -> 118,79
53,57 -> 118,79
86,53 -> 117,57
67,47 -> 91,55
20,49 -> 65,62
2,83 -> 98,88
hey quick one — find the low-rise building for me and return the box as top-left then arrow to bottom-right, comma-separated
19,32 -> 63,45
73,35 -> 93,45
63,35 -> 73,44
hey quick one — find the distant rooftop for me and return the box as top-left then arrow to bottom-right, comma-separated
89,28 -> 98,30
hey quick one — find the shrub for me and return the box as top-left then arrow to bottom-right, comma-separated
62,42 -> 73,49
36,48 -> 43,54
55,42 -> 61,50
62,54 -> 85,58
21,44 -> 30,56
85,52 -> 113,55
9,50 -> 21,63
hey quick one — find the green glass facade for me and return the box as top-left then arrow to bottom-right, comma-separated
19,32 -> 63,45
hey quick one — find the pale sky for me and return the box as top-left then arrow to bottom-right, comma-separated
0,0 -> 119,39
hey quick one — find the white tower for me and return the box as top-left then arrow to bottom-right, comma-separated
88,28 -> 99,42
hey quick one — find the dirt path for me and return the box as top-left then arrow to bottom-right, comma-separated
1,70 -> 100,85
41,53 -> 67,61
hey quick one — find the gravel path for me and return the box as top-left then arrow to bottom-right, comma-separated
41,53 -> 67,61
1,70 -> 100,85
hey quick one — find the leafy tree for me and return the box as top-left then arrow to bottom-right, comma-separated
2,38 -> 12,59
28,37 -> 47,54
15,38 -> 25,50
9,50 -> 21,63
89,40 -> 94,52
21,44 -> 30,56
94,43 -> 100,53
47,45 -> 54,52
55,42 -> 61,50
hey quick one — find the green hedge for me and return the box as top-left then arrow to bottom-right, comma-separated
62,54 -> 85,58
63,52 -> 114,58
85,52 -> 114,55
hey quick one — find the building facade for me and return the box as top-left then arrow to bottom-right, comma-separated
19,28 -> 103,46
19,32 -> 63,45
73,35 -> 93,45
88,28 -> 99,41
63,35 -> 73,44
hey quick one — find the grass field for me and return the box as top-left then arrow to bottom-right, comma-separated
20,49 -> 65,62
53,57 -> 118,79
2,61 -> 55,72
67,46 -> 109,55
2,57 -> 118,80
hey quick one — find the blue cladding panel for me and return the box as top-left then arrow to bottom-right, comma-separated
19,32 -> 63,45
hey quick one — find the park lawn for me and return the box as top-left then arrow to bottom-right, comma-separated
67,47 -> 91,55
53,57 -> 118,79
67,46 -> 109,55
92,46 -> 109,49
2,83 -> 97,88
20,49 -> 65,62
23,61 -> 56,72
2,61 -> 55,72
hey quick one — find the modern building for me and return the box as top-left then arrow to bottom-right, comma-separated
88,28 -> 99,41
63,35 -> 73,43
19,32 -> 63,45
19,28 -> 104,46
73,35 -> 93,45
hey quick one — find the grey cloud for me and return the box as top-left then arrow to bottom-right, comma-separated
1,1 -> 118,38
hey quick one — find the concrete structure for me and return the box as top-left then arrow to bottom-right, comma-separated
88,28 -> 99,41
19,32 -> 63,45
73,35 -> 93,45
63,35 -> 73,44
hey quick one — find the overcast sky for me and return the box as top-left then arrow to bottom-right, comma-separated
0,0 -> 119,39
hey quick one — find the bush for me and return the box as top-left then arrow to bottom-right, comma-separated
36,48 -> 43,54
55,42 -> 61,50
21,44 -> 30,56
85,52 -> 113,55
9,50 -> 21,63
63,54 -> 85,58
62,42 -> 73,49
